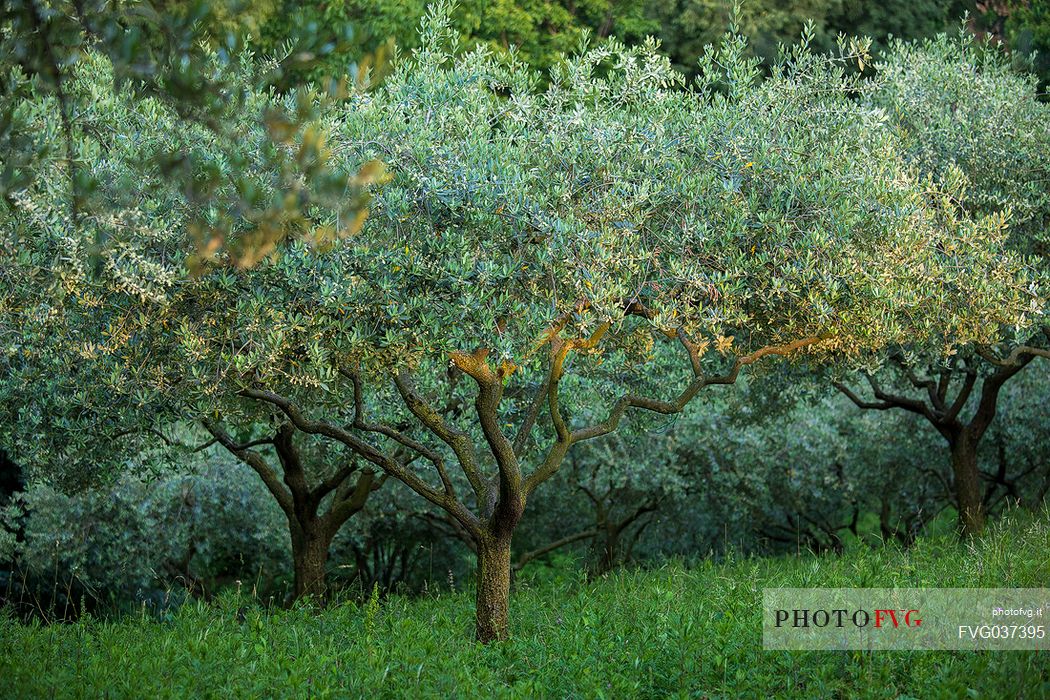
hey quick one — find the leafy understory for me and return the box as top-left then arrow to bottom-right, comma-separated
2,512 -> 1047,699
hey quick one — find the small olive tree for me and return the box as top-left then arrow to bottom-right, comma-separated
2,8 -> 1034,641
509,415 -> 696,577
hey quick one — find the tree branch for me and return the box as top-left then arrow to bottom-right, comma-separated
893,355 -> 944,413
969,357 -> 1033,439
569,335 -> 821,445
865,375 -> 938,423
976,344 -> 1050,367
472,376 -> 523,526
338,368 -> 456,499
201,420 -> 293,519
239,387 -> 481,536
273,423 -> 310,506
943,370 -> 976,425
512,361 -> 553,456
833,381 -> 894,410
512,528 -> 599,573
393,369 -> 485,502
313,462 -> 360,502
325,469 -> 384,529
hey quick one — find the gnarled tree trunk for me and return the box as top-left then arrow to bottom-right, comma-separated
203,421 -> 384,606
474,533 -> 513,643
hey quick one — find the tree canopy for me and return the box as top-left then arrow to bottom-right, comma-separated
1,5 -> 1042,641
830,31 -> 1049,535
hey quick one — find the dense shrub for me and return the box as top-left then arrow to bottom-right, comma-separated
0,461 -> 288,618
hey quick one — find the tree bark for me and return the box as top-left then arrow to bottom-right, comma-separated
291,525 -> 333,601
474,533 -> 513,643
950,434 -> 986,537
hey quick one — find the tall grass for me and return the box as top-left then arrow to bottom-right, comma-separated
2,510 -> 1048,699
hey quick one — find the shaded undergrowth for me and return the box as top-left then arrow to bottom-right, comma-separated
1,512 -> 1048,699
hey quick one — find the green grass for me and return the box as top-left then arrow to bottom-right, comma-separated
2,512 -> 1049,699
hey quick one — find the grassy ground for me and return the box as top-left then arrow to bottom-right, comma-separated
2,512 -> 1049,699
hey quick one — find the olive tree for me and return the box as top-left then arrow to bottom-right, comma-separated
287,20 -> 1028,639
833,33 -> 1050,536
508,410 -> 701,577
0,48 -> 390,601
2,6 -> 1035,640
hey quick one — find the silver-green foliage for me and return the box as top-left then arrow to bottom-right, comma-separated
0,6 -> 1037,528
871,32 -> 1050,267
